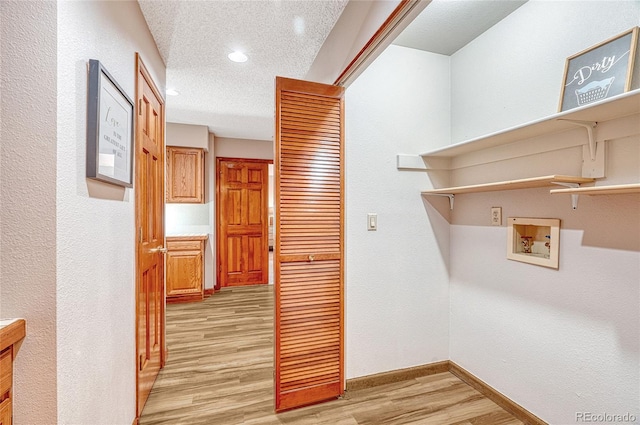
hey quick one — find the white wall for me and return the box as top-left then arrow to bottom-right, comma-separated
450,0 -> 640,143
345,45 -> 451,378
56,1 -> 165,424
449,185 -> 640,424
215,137 -> 274,160
166,122 -> 209,151
445,2 -> 640,423
0,2 -> 58,423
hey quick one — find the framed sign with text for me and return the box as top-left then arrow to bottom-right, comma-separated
86,59 -> 134,187
559,27 -> 638,112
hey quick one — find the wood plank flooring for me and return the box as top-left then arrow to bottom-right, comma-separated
140,285 -> 523,425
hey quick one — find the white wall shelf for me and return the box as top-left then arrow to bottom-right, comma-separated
421,175 -> 594,209
417,90 -> 640,209
420,89 -> 640,161
421,175 -> 594,195
550,183 -> 640,195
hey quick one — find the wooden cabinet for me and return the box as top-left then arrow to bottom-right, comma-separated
0,319 -> 26,425
0,348 -> 11,425
166,147 -> 204,203
166,236 -> 207,303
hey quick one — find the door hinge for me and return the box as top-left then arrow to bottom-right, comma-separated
139,227 -> 143,243
138,99 -> 143,115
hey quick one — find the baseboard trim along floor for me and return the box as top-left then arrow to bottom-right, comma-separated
346,360 -> 547,425
346,361 -> 450,392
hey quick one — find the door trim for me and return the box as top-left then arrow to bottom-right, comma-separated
333,0 -> 423,86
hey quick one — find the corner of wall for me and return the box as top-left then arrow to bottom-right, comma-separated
0,1 -> 58,422
345,43 -> 451,379
55,1 -> 166,423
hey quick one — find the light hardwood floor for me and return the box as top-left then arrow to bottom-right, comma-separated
140,285 -> 522,425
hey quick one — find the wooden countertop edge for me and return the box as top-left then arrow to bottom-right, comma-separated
0,318 -> 26,353
166,235 -> 209,241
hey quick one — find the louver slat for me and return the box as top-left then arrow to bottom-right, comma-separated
275,77 -> 344,412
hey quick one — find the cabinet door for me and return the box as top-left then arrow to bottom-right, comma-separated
0,348 -> 11,399
166,147 -> 204,203
0,348 -> 10,425
166,248 -> 203,299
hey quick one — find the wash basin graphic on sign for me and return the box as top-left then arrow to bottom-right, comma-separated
575,77 -> 615,106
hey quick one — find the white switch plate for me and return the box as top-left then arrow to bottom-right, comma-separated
491,207 -> 502,226
367,213 -> 377,231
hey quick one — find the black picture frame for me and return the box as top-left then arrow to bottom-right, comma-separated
559,27 -> 639,112
86,59 -> 134,187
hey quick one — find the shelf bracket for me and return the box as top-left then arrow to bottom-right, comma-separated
551,182 -> 580,209
423,193 -> 455,210
558,119 -> 598,161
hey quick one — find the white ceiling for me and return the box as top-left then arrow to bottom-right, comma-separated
138,0 -> 527,142
393,0 -> 527,55
138,0 -> 349,141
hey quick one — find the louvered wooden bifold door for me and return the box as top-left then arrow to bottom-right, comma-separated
274,77 -> 345,412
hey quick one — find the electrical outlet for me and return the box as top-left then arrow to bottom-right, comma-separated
491,207 -> 502,226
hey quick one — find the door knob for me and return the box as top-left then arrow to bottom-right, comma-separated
308,255 -> 314,262
149,247 -> 167,253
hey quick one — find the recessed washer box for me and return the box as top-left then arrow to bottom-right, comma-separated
507,217 -> 560,269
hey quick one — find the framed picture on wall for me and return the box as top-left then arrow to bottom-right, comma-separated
86,59 -> 134,187
559,27 -> 639,112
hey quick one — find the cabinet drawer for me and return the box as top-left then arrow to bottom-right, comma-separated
167,240 -> 203,251
0,397 -> 10,425
0,348 -> 11,399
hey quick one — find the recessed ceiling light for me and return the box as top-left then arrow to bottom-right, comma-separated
166,88 -> 179,96
293,16 -> 305,35
228,51 -> 248,63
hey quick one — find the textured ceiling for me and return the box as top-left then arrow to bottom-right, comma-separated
138,0 -> 348,141
139,0 -> 528,141
393,0 -> 527,55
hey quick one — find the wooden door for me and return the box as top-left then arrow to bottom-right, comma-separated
216,158 -> 269,287
274,77 -> 345,411
135,54 -> 165,417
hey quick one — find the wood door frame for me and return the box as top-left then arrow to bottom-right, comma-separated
134,53 -> 166,421
215,157 -> 273,290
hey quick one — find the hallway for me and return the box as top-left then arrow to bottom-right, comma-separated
139,285 -> 522,424
140,286 -> 273,424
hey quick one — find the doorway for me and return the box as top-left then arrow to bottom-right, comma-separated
216,157 -> 272,287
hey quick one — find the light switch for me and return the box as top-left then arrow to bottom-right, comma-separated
367,213 -> 377,231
